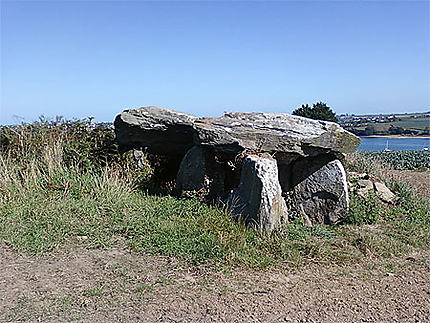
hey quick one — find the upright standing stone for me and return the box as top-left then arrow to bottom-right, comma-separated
176,146 -> 207,193
288,156 -> 349,225
176,146 -> 225,199
228,155 -> 288,233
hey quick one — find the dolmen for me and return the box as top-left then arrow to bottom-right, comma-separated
114,106 -> 360,233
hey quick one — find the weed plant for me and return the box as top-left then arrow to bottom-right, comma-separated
346,193 -> 382,225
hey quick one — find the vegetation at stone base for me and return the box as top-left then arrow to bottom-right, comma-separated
345,193 -> 383,225
0,118 -> 158,192
0,120 -> 429,269
344,154 -> 429,250
345,151 -> 391,179
360,151 -> 430,170
292,102 -> 338,123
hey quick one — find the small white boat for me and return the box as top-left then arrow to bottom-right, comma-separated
384,140 -> 391,152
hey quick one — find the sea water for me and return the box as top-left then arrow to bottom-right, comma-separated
358,137 -> 430,151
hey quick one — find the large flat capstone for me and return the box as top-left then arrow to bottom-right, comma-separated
194,112 -> 360,157
114,107 -> 360,158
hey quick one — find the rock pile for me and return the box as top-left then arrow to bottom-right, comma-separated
115,106 -> 361,232
349,172 -> 397,204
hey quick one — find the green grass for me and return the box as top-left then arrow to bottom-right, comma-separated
0,157 -> 345,267
0,121 -> 429,269
345,193 -> 383,225
1,159 -> 427,267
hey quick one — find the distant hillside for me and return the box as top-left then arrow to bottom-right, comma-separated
338,112 -> 430,136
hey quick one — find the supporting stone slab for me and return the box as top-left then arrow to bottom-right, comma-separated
228,155 -> 288,233
176,146 -> 225,199
287,156 -> 349,225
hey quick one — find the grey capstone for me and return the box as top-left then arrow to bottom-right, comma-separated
194,112 -> 360,157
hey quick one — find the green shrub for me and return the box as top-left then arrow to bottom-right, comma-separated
386,180 -> 413,207
346,193 -> 382,225
0,118 -> 153,189
292,102 -> 338,122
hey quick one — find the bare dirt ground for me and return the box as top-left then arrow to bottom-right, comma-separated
1,242 -> 429,323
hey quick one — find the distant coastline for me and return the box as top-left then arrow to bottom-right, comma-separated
360,135 -> 430,139
340,111 -> 430,138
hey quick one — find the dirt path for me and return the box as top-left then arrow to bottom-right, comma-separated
1,243 -> 429,323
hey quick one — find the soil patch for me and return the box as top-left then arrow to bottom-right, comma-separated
1,243 -> 429,322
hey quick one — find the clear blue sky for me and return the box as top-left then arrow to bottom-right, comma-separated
1,0 -> 429,124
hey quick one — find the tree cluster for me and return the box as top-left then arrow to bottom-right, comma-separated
292,102 -> 338,122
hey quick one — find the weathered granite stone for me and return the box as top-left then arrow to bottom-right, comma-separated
229,155 -> 288,233
114,106 -> 197,155
374,181 -> 397,204
288,156 -> 349,225
194,112 -> 360,158
176,146 -> 207,192
115,107 -> 360,159
356,179 -> 374,198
